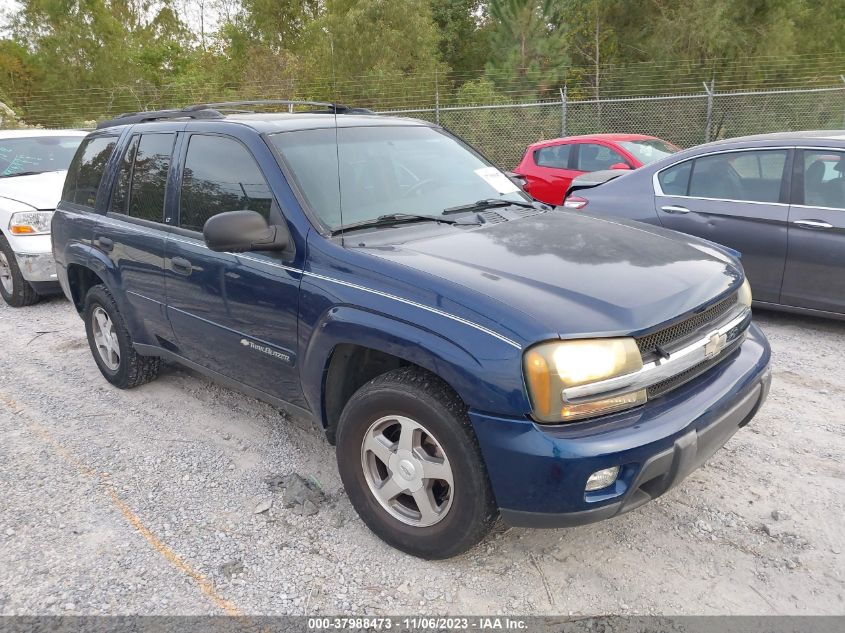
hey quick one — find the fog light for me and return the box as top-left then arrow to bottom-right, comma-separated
585,466 -> 620,491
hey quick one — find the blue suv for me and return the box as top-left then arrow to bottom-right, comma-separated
52,101 -> 772,559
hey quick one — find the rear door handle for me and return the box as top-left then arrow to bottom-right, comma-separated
661,205 -> 690,215
171,256 -> 193,275
96,236 -> 113,252
793,219 -> 833,230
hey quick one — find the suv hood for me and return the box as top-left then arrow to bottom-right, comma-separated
359,211 -> 743,339
0,170 -> 67,210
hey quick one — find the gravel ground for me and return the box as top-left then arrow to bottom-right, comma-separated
0,295 -> 843,616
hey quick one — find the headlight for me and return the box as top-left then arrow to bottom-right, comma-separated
737,278 -> 752,308
9,210 -> 53,235
524,338 -> 646,423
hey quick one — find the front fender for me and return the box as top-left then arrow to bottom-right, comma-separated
300,305 -> 530,428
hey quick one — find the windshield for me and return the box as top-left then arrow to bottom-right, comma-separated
0,136 -> 84,177
269,126 -> 530,230
618,139 -> 679,165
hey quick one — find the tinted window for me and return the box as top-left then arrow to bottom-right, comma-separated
658,161 -> 692,196
110,135 -> 139,215
128,133 -> 174,222
180,135 -> 273,232
803,150 -> 845,209
689,150 -> 786,203
62,136 -> 118,207
0,136 -> 83,177
534,144 -> 571,169
575,143 -> 628,171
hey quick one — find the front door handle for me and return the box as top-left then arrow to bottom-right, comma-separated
793,219 -> 833,230
96,236 -> 114,252
661,205 -> 690,215
171,256 -> 193,275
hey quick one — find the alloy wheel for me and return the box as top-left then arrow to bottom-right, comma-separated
0,251 -> 13,295
360,414 -> 454,527
91,306 -> 121,371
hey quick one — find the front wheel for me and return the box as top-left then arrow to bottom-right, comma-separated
0,235 -> 39,307
336,367 -> 497,559
84,284 -> 161,389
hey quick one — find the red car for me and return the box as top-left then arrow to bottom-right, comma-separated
514,134 -> 679,205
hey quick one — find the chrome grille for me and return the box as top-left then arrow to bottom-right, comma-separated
647,336 -> 744,399
636,292 -> 738,359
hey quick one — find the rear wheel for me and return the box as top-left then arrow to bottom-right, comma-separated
336,367 -> 497,559
84,284 -> 160,388
0,236 -> 40,307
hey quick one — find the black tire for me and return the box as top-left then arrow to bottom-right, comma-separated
336,366 -> 497,559
83,284 -> 161,389
0,235 -> 40,307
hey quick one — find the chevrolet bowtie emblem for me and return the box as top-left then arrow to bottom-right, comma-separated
704,331 -> 728,359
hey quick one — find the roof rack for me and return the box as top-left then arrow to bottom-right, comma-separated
96,100 -> 374,129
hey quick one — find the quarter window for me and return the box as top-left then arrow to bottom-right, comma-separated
803,150 -> 845,209
575,143 -> 628,171
688,150 -> 787,203
179,135 -> 273,232
61,136 -> 118,208
534,145 -> 571,169
658,161 -> 692,196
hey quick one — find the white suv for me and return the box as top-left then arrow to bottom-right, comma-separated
0,129 -> 86,307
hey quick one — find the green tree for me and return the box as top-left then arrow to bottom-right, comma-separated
429,0 -> 491,78
485,0 -> 570,96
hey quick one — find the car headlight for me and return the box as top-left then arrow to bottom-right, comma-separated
737,278 -> 752,308
9,210 -> 53,235
524,338 -> 646,423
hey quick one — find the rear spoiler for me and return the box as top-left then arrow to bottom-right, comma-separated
564,169 -> 628,199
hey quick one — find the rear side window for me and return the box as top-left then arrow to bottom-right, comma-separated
179,135 -> 273,232
129,134 -> 175,222
110,133 -> 175,222
575,143 -> 628,171
534,145 -> 571,169
688,150 -> 787,203
658,161 -> 692,196
62,136 -> 118,208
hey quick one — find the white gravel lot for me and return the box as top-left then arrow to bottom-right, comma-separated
0,295 -> 842,616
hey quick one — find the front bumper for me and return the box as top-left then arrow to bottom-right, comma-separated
15,251 -> 59,284
470,322 -> 771,528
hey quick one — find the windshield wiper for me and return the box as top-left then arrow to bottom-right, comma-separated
0,170 -> 50,179
442,198 -> 539,215
331,213 -> 475,236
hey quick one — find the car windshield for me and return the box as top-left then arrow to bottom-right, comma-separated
0,136 -> 84,177
618,139 -> 679,164
269,125 -> 530,230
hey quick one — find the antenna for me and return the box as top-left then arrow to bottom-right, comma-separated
328,32 -> 345,247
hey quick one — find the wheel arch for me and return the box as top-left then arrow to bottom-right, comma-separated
300,306 -> 526,444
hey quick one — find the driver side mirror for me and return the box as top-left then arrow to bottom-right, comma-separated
609,162 -> 632,170
203,210 -> 290,253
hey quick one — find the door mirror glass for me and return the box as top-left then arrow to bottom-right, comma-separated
609,162 -> 631,170
203,210 -> 289,253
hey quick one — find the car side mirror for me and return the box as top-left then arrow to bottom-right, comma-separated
609,162 -> 632,170
203,210 -> 290,253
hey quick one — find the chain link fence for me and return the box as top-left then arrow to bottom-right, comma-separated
382,85 -> 845,169
1,79 -> 843,171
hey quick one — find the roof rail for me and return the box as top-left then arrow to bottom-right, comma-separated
203,100 -> 375,114
96,105 -> 223,129
96,100 -> 375,129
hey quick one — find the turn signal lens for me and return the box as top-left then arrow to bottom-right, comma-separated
523,338 -> 644,423
738,278 -> 752,308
